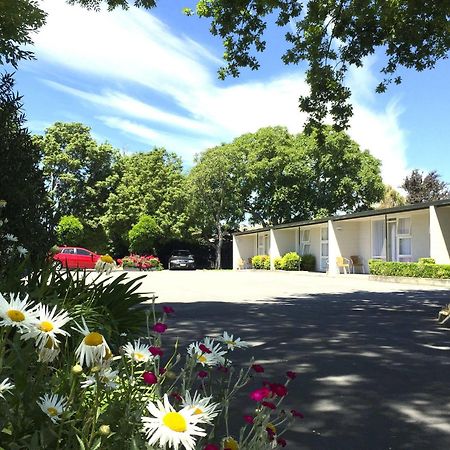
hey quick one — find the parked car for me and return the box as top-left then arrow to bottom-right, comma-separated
53,246 -> 101,269
168,250 -> 196,270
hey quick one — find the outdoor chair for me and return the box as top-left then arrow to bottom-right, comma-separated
350,255 -> 365,274
336,256 -> 351,274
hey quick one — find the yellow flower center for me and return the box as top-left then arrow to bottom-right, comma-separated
266,423 -> 276,434
223,437 -> 239,450
162,412 -> 187,433
6,309 -> 25,322
84,332 -> 103,346
134,352 -> 145,361
47,407 -> 58,417
197,354 -> 207,363
104,347 -> 113,360
101,255 -> 114,263
193,407 -> 203,415
39,321 -> 54,332
225,340 -> 236,346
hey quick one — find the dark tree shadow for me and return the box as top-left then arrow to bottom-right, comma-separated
160,289 -> 450,450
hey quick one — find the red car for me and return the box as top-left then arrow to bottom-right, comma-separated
53,246 -> 101,269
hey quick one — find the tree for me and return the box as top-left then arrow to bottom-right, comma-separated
402,169 -> 449,204
35,122 -> 120,226
0,73 -> 53,255
188,144 -> 246,269
128,214 -> 162,255
103,149 -> 188,254
376,185 -> 406,209
56,215 -> 84,245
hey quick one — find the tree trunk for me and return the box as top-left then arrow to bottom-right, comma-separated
215,222 -> 223,270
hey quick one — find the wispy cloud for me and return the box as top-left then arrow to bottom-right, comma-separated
34,0 -> 409,186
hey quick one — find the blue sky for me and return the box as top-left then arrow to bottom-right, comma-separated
13,0 -> 450,188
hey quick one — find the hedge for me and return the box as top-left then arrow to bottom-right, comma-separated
368,260 -> 450,279
252,255 -> 270,270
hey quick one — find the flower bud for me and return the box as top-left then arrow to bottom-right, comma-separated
90,365 -> 102,373
99,424 -> 111,436
165,370 -> 177,380
71,364 -> 83,375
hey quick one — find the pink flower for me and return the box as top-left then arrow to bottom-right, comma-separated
153,322 -> 168,333
204,445 -> 219,450
270,383 -> 288,397
286,371 -> 296,380
291,409 -> 304,418
199,343 -> 212,354
149,346 -> 164,357
243,415 -> 254,424
198,370 -> 208,378
262,401 -> 276,409
142,371 -> 157,385
277,437 -> 287,447
249,387 -> 271,402
163,306 -> 175,314
251,364 -> 264,373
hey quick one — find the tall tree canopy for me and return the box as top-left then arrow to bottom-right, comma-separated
402,169 -> 449,204
376,185 -> 406,209
35,122 -> 120,226
2,1 -> 449,128
0,73 -> 52,254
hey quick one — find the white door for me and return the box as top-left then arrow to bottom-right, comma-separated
320,227 -> 329,271
387,220 -> 397,261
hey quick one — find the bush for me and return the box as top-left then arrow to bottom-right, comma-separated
369,259 -> 450,279
300,254 -> 316,271
128,215 -> 161,255
251,254 -> 270,269
274,256 -> 283,270
281,252 -> 301,271
418,257 -> 435,264
56,215 -> 84,245
121,254 -> 163,271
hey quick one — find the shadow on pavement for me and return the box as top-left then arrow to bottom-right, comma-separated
161,289 -> 450,450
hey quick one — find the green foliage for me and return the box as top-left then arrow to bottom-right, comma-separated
274,256 -> 283,270
368,260 -> 450,279
193,1 -> 450,130
300,254 -> 316,271
281,252 -> 301,271
56,215 -> 84,245
0,73 -> 53,256
418,258 -> 436,264
376,184 -> 406,209
402,169 -> 449,204
128,215 -> 162,255
252,255 -> 270,270
121,254 -> 163,270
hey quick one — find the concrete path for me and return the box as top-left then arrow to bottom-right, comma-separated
109,270 -> 450,449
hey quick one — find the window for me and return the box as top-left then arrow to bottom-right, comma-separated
300,229 -> 311,254
397,217 -> 412,262
62,248 -> 75,254
320,226 -> 328,271
371,220 -> 386,259
77,249 -> 91,256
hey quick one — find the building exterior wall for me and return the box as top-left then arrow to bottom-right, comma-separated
430,205 -> 450,264
272,228 -> 297,257
232,234 -> 257,269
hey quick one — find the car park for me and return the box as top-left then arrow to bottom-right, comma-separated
53,246 -> 101,269
168,250 -> 196,270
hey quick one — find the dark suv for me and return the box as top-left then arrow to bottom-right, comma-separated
168,250 -> 196,270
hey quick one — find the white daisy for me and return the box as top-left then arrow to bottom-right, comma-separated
16,245 -> 28,256
0,378 -> 14,399
187,337 -> 226,367
0,293 -> 38,331
182,391 -> 220,424
38,338 -> 60,363
81,367 -> 118,390
37,393 -> 67,424
123,339 -> 153,363
141,394 -> 206,450
21,304 -> 71,349
216,331 -> 250,351
73,317 -> 111,367
4,233 -> 17,242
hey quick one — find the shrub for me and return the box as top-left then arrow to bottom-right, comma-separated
252,254 -> 270,269
56,215 -> 84,245
122,254 -> 163,271
369,259 -> 450,279
281,252 -> 301,271
274,256 -> 283,270
300,254 -> 316,271
128,215 -> 161,255
418,257 -> 435,264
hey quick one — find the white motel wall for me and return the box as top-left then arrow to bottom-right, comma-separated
233,201 -> 450,274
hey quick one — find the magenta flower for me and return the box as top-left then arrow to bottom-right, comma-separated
198,370 -> 208,378
277,437 -> 287,447
153,322 -> 168,333
159,367 -> 167,375
149,346 -> 164,357
171,392 -> 182,402
217,365 -> 229,374
262,401 -> 276,409
243,415 -> 254,424
251,364 -> 264,373
291,409 -> 304,418
163,306 -> 175,314
142,371 -> 157,385
249,387 -> 271,402
199,343 -> 212,354
286,371 -> 297,380
270,383 -> 288,397
203,445 -> 219,450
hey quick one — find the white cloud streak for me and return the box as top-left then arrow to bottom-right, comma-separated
34,0 -> 409,186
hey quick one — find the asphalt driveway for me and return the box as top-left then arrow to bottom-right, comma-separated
119,270 -> 450,449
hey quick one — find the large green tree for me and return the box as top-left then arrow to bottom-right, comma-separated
35,122 -> 120,225
2,1 -> 449,128
0,73 -> 52,254
188,144 -> 246,269
103,148 -> 188,254
402,169 -> 449,204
